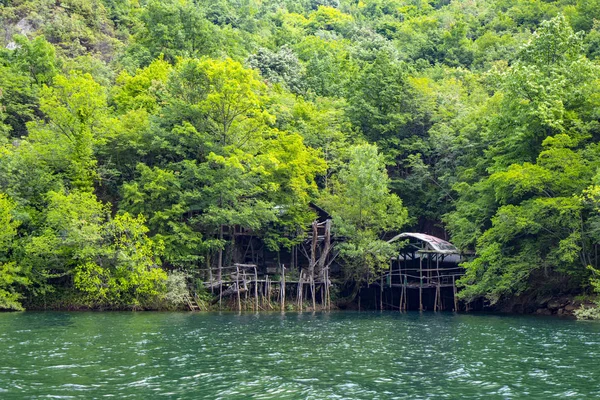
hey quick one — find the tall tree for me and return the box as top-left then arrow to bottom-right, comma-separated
321,143 -> 408,286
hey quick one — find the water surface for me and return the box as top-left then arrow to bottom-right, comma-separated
1,311 -> 599,399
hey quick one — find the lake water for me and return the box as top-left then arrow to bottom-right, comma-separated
1,311 -> 599,399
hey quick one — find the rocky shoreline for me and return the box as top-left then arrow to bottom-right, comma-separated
496,295 -> 597,318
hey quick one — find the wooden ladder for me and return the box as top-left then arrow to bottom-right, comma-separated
184,293 -> 200,311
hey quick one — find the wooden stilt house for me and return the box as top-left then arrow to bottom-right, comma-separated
386,233 -> 464,311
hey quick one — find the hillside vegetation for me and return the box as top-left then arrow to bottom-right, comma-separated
2,0 -> 600,311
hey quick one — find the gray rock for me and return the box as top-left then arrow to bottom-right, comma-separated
547,301 -> 561,310
16,18 -> 33,35
564,304 -> 577,312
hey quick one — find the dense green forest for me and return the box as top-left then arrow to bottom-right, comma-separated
2,0 -> 600,313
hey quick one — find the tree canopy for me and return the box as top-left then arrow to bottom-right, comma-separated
2,0 -> 600,310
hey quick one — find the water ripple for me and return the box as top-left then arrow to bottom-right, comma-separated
0,312 -> 600,399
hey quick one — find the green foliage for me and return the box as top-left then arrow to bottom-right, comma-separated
347,50 -> 419,160
8,35 -> 58,85
112,58 -> 172,113
574,304 -> 600,320
3,0 -> 600,310
247,46 -> 306,94
321,143 -> 408,282
27,72 -> 109,191
133,0 -> 219,64
0,193 -> 29,310
73,213 -> 167,309
161,271 -> 189,309
22,190 -> 109,283
0,36 -> 52,137
306,6 -> 354,35
446,17 -> 600,304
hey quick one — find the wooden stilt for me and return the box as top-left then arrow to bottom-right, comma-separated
419,256 -> 423,311
453,275 -> 458,312
243,270 -> 248,307
236,265 -> 241,312
297,270 -> 303,311
254,266 -> 258,312
265,275 -> 270,308
219,279 -> 223,310
380,273 -> 384,311
317,219 -> 332,311
398,257 -> 404,311
399,280 -> 404,312
218,226 -> 223,306
310,222 -> 317,311
435,255 -> 441,311
270,275 -> 273,308
321,281 -> 326,310
404,274 -> 408,311
325,267 -> 331,311
280,264 -> 285,311
304,281 -> 308,304
208,254 -> 213,295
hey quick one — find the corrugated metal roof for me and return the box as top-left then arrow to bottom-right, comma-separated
387,232 -> 459,254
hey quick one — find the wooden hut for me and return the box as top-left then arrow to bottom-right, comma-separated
194,204 -> 335,311
385,233 -> 464,311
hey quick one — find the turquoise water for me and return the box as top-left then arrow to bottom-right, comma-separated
1,312 -> 599,399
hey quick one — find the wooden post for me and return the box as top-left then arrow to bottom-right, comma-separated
327,268 -> 331,310
310,221 -> 318,311
265,275 -> 270,308
236,265 -> 241,312
280,264 -> 285,311
208,253 -> 213,295
399,275 -> 405,312
399,283 -> 403,312
398,256 -> 402,312
243,270 -> 248,307
219,279 -> 223,310
404,274 -> 408,311
217,226 -> 223,282
218,227 -> 224,310
317,219 -> 332,310
297,270 -> 303,311
325,268 -> 330,310
304,281 -> 308,305
434,255 -> 439,311
419,255 -> 423,311
380,273 -> 383,311
254,266 -> 258,312
453,275 -> 458,312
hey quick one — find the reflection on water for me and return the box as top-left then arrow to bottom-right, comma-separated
1,311 -> 599,399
